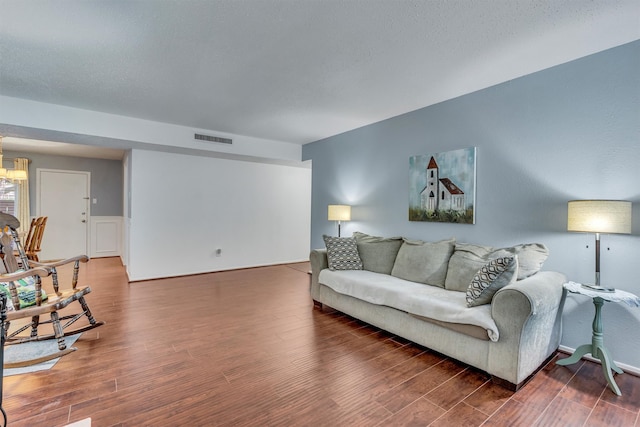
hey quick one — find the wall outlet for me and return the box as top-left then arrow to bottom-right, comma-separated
215,248 -> 222,257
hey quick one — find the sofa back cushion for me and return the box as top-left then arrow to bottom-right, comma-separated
490,243 -> 548,279
390,238 -> 455,287
353,232 -> 403,275
445,242 -> 549,291
444,243 -> 494,291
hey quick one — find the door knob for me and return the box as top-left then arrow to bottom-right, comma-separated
81,220 -> 86,223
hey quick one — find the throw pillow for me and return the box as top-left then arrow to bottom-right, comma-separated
489,243 -> 548,280
390,238 -> 455,287
0,274 -> 48,310
323,235 -> 363,271
445,242 -> 549,291
466,256 -> 518,307
353,231 -> 403,274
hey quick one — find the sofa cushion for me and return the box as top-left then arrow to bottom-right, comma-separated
409,313 -> 491,341
323,235 -> 363,271
353,231 -> 403,275
445,242 -> 549,291
390,238 -> 455,287
318,268 -> 500,341
466,256 -> 518,307
444,243 -> 493,291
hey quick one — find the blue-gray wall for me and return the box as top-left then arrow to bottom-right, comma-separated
4,150 -> 123,216
303,41 -> 640,370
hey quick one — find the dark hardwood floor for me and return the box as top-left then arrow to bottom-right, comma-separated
3,258 -> 639,426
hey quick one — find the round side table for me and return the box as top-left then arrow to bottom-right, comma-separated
556,281 -> 640,396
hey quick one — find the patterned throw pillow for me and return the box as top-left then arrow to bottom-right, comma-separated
466,256 -> 518,307
323,235 -> 363,271
0,274 -> 48,310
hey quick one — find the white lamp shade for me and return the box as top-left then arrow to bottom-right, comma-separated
328,205 -> 351,221
567,200 -> 632,234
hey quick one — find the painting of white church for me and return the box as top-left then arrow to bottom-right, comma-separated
409,147 -> 476,224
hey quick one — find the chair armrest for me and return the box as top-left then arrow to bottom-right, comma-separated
31,255 -> 89,292
0,267 -> 50,281
30,255 -> 89,268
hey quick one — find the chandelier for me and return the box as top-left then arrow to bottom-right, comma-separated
0,136 -> 27,181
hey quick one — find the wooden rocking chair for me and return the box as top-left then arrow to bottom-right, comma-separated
0,213 -> 104,367
23,216 -> 47,262
0,264 -> 73,368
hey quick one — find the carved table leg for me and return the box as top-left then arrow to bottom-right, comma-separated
557,343 -> 591,366
556,296 -> 623,396
595,345 -> 622,395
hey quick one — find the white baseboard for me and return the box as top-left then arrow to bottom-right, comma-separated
64,418 -> 91,427
558,345 -> 640,376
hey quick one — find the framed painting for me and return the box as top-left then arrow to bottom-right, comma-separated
409,147 -> 476,224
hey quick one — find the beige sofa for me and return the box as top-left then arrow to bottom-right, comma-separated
310,233 -> 567,389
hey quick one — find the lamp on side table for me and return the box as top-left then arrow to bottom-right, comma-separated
566,200 -> 631,290
557,282 -> 640,396
558,199 -> 634,396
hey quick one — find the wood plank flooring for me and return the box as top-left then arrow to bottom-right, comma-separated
3,258 -> 639,426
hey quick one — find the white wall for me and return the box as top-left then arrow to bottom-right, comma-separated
127,149 -> 311,281
0,95 -> 302,162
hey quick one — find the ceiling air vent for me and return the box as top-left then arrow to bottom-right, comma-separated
194,133 -> 232,144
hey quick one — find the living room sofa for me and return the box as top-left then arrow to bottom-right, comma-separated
310,232 -> 567,389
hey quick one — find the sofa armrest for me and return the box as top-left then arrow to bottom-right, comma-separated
310,249 -> 328,302
489,271 -> 567,385
493,271 -> 566,318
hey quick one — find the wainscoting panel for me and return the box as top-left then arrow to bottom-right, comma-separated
90,216 -> 123,258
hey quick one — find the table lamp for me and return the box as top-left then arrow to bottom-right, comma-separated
567,200 -> 632,290
328,204 -> 351,237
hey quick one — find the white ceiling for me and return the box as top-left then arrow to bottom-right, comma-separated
1,0 -> 639,155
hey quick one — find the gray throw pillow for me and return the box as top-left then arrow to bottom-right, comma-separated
445,242 -> 549,291
466,256 -> 518,307
489,243 -> 548,280
323,235 -> 363,271
390,238 -> 455,287
353,231 -> 403,274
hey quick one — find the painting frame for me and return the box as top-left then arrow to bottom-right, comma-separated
409,147 -> 476,224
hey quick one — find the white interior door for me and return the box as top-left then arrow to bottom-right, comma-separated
37,169 -> 90,261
